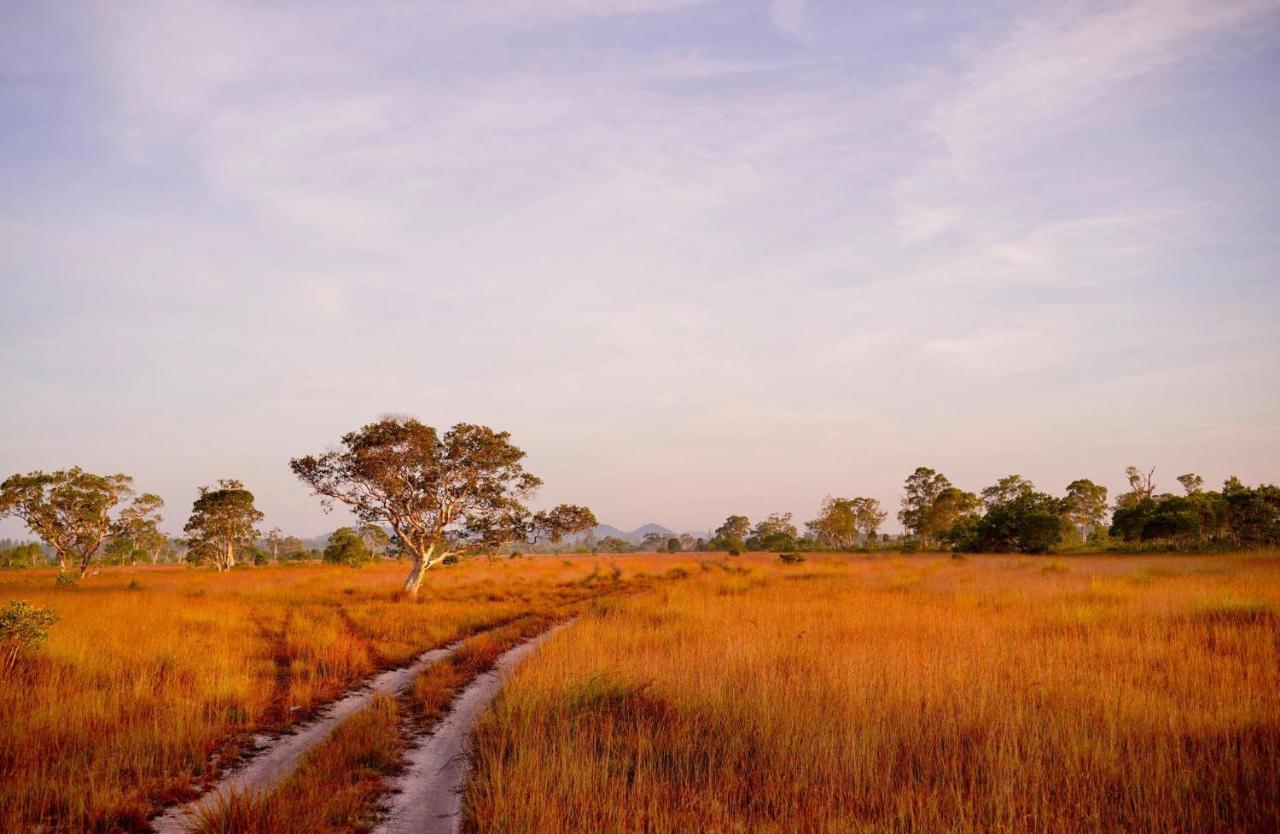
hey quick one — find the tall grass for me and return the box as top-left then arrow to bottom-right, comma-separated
0,556 -> 656,832
466,553 -> 1280,833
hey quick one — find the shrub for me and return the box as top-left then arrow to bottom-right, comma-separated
54,573 -> 78,588
1,600 -> 59,674
728,548 -> 742,557
778,552 -> 805,564
441,553 -> 460,565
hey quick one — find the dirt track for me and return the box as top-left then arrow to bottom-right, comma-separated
150,639 -> 463,833
373,622 -> 571,834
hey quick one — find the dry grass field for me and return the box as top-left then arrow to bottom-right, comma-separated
3,552 -> 1277,833
465,552 -> 1280,833
0,557 -> 665,833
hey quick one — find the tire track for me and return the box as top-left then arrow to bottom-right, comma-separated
150,633 -> 473,833
374,621 -> 572,834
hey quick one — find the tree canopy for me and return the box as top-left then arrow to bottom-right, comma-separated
0,468 -> 160,576
290,417 -> 594,595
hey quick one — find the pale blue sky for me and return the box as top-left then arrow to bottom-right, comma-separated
2,0 -> 1278,537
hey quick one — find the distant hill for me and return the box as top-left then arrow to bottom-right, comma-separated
587,523 -> 709,544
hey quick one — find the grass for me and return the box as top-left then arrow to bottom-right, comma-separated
464,552 -> 1280,833
0,556 -> 668,832
192,612 -> 571,833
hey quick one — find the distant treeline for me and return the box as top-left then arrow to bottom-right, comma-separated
584,466 -> 1278,557
4,460 -> 1278,574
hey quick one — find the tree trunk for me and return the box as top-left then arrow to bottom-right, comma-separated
403,543 -> 445,596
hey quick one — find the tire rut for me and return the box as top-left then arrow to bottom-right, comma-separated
373,621 -> 572,834
150,630 -> 485,833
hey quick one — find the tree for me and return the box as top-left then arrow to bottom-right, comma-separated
898,467 -> 954,547
1063,479 -> 1108,541
108,493 -> 166,564
748,513 -> 798,551
183,480 -> 264,572
1177,473 -> 1205,495
324,527 -> 373,566
1117,466 -> 1156,509
851,497 -> 887,542
596,536 -> 632,554
290,418 -> 585,596
0,468 -> 153,576
530,505 -> 597,547
265,527 -> 284,561
709,515 -> 750,551
981,475 -> 1035,509
807,498 -> 859,549
927,486 -> 980,548
960,478 -> 1064,553
666,537 -> 681,553
640,531 -> 667,552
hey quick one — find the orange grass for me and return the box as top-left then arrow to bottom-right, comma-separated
0,556 -> 661,833
195,612 -> 570,833
191,693 -> 404,834
466,552 -> 1280,834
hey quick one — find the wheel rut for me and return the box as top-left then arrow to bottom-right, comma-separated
373,621 -> 572,834
150,633 -> 473,833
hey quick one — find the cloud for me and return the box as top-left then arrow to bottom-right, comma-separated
769,0 -> 812,42
895,0 -> 1280,243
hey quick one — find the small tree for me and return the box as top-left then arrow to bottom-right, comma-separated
666,537 -> 681,553
324,527 -> 372,566
1177,473 -> 1205,495
265,527 -> 284,561
0,468 -> 160,576
109,493 -> 166,564
1,600 -> 59,675
291,418 -> 591,596
183,480 -> 265,572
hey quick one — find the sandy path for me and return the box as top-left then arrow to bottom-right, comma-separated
151,639 -> 465,833
374,622 -> 571,834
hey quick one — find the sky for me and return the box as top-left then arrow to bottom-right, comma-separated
1,0 -> 1278,538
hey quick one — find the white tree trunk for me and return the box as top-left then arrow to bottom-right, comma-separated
403,544 -> 449,596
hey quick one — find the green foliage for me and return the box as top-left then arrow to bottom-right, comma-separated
955,476 -> 1065,554
778,552 -> 805,564
0,467 -> 143,576
323,527 -> 373,567
1109,478 -> 1279,549
54,573 -> 78,587
183,479 -> 265,572
1,600 -> 59,673
0,542 -> 44,569
666,537 -> 681,553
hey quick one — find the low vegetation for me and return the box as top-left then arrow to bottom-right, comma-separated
0,557 -> 657,832
465,552 -> 1280,833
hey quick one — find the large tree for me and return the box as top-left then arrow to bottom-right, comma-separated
1063,479 -> 1108,540
290,418 -> 591,595
709,515 -> 750,551
807,498 -> 859,549
0,468 -> 160,576
898,467 -> 950,547
183,479 -> 265,572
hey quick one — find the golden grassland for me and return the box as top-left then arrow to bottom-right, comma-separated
0,556 -> 671,833
192,612 -> 568,834
465,552 -> 1280,833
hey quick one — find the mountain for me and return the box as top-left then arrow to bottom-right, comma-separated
587,523 -> 708,544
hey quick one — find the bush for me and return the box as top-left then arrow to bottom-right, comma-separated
54,573 -> 78,588
441,553 -> 460,565
1,600 -> 59,674
728,548 -> 742,557
778,552 -> 805,564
